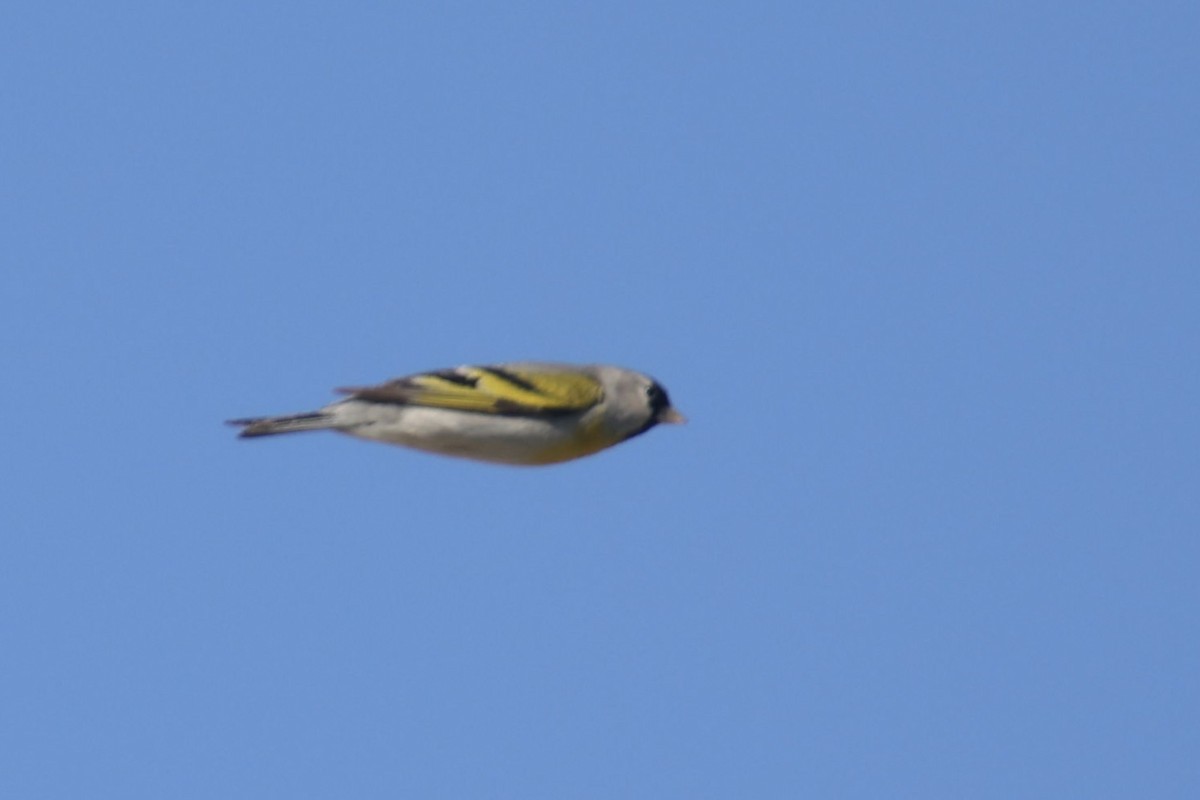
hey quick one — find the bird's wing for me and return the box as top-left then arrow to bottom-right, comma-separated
336,364 -> 604,416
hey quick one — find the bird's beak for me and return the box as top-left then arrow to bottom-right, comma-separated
658,407 -> 687,425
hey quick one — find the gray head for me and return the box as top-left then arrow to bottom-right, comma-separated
587,364 -> 686,440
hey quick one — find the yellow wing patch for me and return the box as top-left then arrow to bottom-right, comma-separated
338,365 -> 604,416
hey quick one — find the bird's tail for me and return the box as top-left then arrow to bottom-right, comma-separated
227,411 -> 339,438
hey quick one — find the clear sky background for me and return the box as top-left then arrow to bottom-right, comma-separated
3,3 -> 1197,798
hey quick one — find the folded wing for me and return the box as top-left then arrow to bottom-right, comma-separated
337,365 -> 604,416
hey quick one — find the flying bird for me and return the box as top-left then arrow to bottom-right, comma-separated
228,362 -> 685,465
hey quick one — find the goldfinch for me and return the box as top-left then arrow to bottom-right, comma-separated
228,362 -> 685,465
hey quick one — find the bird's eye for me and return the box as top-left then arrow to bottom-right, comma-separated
645,382 -> 668,411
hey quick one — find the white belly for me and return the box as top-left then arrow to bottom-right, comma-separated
326,400 -> 608,465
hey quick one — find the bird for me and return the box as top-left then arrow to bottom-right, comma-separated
227,362 -> 685,465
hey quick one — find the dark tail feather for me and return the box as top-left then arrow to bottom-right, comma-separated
227,411 -> 337,438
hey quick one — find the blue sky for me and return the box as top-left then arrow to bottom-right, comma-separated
3,2 -> 1197,797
